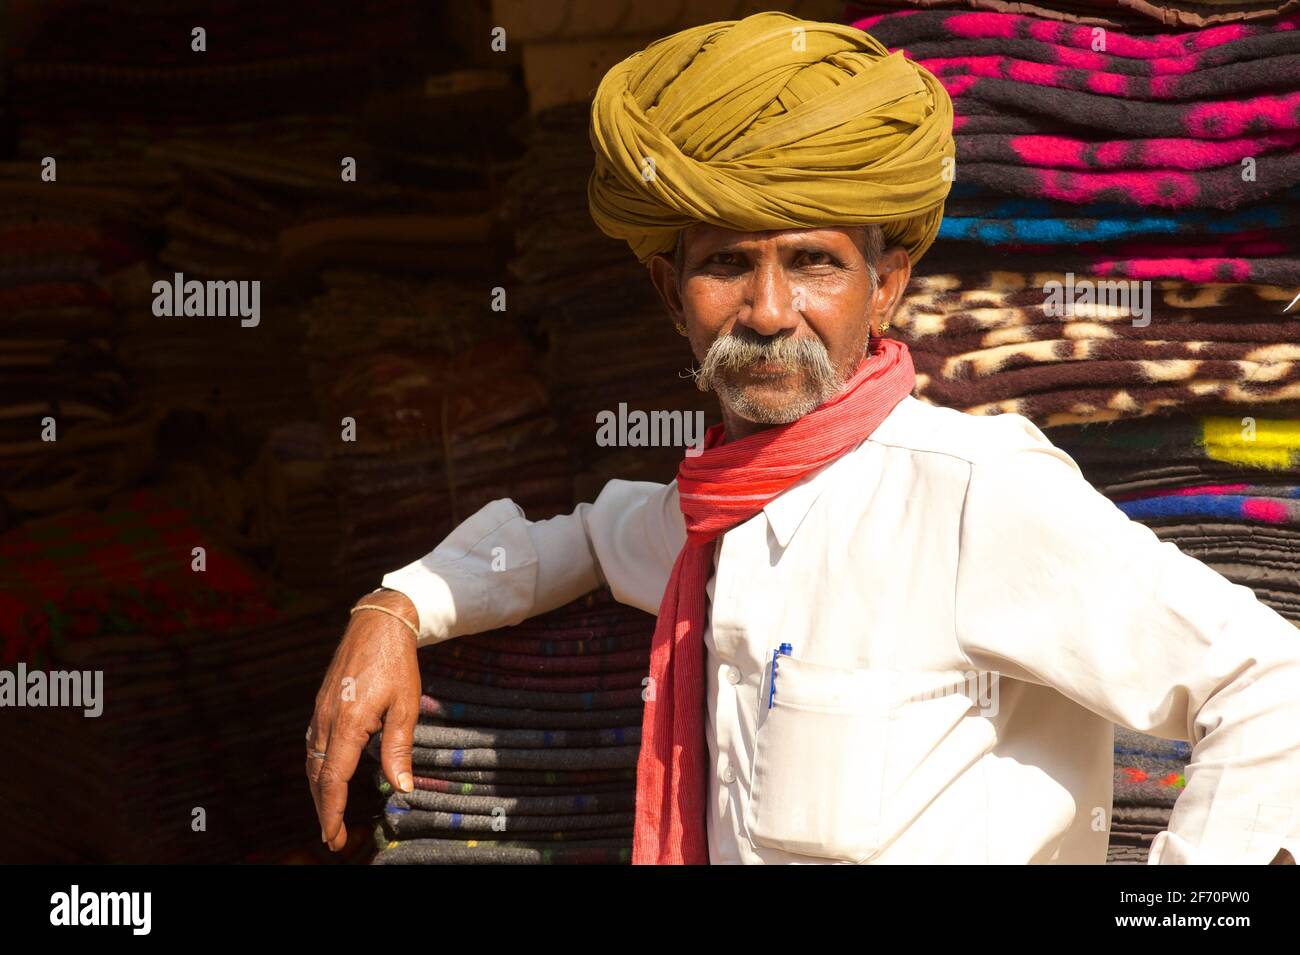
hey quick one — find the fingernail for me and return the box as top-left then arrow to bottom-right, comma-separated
321,828 -> 328,843
399,772 -> 413,792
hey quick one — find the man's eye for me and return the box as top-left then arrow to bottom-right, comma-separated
801,251 -> 835,266
710,253 -> 740,266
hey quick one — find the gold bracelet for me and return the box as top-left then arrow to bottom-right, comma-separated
350,603 -> 419,641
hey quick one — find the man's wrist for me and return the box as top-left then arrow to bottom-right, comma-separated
351,587 -> 420,636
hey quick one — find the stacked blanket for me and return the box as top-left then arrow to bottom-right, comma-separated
1049,413 -> 1300,623
847,0 -> 1300,29
5,0 -> 499,510
244,422 -> 341,590
0,165 -> 162,522
368,588 -> 655,864
6,0 -> 420,142
853,9 -> 1300,285
0,487 -> 338,863
1109,726 -> 1192,862
299,271 -> 574,595
508,103 -> 720,493
849,9 -> 1300,426
892,273 -> 1300,425
3,2 -> 537,865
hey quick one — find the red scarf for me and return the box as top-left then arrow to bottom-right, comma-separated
631,336 -> 916,864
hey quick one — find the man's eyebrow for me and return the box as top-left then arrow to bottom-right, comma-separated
696,242 -> 748,256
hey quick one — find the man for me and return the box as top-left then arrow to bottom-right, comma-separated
306,12 -> 1300,863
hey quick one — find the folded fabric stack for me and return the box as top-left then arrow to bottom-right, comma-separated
8,0 -> 489,490
848,8 -> 1300,425
367,588 -> 654,864
0,486 -> 338,863
508,103 -> 720,493
243,422 -> 341,590
0,165 -> 162,525
115,295 -> 317,453
7,0 -> 420,151
847,0 -> 1300,29
142,115 -> 362,282
1049,413 -> 1300,623
893,273 -> 1300,425
1109,726 -> 1191,863
6,0 -> 422,262
299,271 -> 574,594
3,0 -> 435,528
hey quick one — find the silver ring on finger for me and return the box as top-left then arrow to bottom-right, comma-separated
307,748 -> 328,760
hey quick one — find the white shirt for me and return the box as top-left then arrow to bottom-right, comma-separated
381,394 -> 1300,864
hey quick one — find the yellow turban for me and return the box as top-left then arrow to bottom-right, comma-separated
587,10 -> 954,267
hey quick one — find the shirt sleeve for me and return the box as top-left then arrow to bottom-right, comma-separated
378,478 -> 682,646
952,435 -> 1300,865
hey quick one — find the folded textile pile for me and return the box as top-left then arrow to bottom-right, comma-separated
1049,413 -> 1300,622
847,9 -> 1300,426
1108,726 -> 1191,863
114,289 -> 317,450
299,271 -> 573,594
8,1 -> 505,520
507,103 -> 719,492
6,0 -> 423,159
847,0 -> 1300,29
0,166 -> 162,523
855,9 -> 1300,280
893,273 -> 1300,424
0,486 -> 337,862
244,422 -> 341,589
367,588 -> 654,864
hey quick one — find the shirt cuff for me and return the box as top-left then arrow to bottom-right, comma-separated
1147,828 -> 1300,864
379,498 -> 535,645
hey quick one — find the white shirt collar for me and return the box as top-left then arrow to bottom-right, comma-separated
760,395 -> 918,549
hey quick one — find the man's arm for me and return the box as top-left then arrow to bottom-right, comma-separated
379,477 -> 685,644
953,432 -> 1300,864
309,476 -> 683,851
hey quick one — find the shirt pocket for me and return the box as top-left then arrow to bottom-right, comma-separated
743,655 -> 894,863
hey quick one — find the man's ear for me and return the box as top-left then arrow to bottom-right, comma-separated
648,252 -> 686,333
872,246 -> 912,328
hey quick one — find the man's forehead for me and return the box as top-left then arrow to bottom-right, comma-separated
683,224 -> 861,250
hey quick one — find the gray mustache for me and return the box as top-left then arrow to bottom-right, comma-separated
695,330 -> 839,393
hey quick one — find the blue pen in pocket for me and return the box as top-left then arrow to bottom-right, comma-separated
768,643 -> 793,709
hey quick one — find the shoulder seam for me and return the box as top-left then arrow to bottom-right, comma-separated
865,433 -> 990,466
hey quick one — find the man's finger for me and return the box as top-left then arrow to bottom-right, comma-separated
317,720 -> 367,850
380,701 -> 417,796
305,715 -> 331,839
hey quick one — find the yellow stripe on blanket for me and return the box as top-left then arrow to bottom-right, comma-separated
1203,416 -> 1300,469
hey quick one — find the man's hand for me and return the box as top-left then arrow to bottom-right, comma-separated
307,588 -> 422,852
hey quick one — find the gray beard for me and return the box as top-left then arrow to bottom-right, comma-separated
692,329 -> 862,425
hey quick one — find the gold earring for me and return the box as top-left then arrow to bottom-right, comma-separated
878,320 -> 890,335
674,322 -> 687,336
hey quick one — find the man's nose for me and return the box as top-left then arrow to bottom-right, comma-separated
739,257 -> 801,337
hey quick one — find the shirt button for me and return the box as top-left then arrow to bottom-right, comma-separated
722,765 -> 736,784
726,666 -> 741,685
